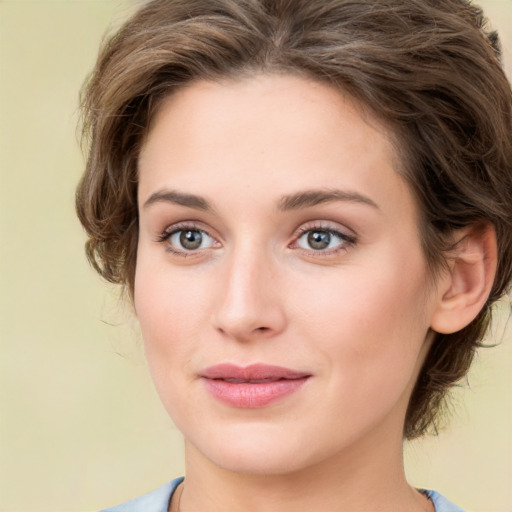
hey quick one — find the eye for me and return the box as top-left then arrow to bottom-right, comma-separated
295,227 -> 355,253
158,225 -> 218,254
170,229 -> 209,250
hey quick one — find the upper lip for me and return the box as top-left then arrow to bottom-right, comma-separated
200,363 -> 311,382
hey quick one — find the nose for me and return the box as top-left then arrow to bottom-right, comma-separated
212,246 -> 287,342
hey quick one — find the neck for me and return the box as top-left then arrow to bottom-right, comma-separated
178,426 -> 432,512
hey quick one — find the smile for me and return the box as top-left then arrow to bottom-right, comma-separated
200,364 -> 311,408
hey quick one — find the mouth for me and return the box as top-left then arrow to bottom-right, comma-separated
200,363 -> 311,408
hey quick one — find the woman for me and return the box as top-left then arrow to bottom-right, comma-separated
76,0 -> 512,511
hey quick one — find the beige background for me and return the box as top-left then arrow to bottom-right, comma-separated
0,1 -> 511,511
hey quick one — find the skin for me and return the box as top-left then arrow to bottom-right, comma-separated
135,74 -> 441,512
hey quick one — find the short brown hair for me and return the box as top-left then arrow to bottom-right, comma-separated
77,0 -> 512,438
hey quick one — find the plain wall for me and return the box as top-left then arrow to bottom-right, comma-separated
0,1 -> 510,511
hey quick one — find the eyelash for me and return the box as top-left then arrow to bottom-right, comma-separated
156,222 -> 357,258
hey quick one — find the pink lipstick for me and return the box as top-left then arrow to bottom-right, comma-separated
200,363 -> 310,408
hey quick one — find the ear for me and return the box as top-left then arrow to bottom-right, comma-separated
430,223 -> 497,334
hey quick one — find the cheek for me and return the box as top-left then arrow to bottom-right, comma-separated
133,259 -> 211,423
134,255 -> 210,374
294,249 -> 432,393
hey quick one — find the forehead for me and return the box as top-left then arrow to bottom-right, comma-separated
138,73 -> 416,223
143,74 -> 390,153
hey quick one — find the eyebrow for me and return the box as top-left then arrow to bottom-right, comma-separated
278,189 -> 379,211
143,189 -> 213,211
142,187 -> 379,213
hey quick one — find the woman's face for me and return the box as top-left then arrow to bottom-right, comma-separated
135,75 -> 439,475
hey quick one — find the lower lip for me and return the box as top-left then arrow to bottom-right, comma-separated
202,377 -> 309,408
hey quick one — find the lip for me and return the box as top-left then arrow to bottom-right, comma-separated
200,363 -> 311,408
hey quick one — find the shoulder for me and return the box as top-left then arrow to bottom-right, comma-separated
99,477 -> 184,512
98,480 -> 464,512
422,489 -> 466,512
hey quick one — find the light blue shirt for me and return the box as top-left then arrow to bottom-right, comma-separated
100,477 -> 466,512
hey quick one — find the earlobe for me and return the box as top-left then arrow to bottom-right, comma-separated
430,223 -> 497,334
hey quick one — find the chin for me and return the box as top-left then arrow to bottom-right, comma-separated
186,422 -> 324,476
205,445 -> 311,476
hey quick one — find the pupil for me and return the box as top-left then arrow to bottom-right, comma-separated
308,231 -> 330,250
180,230 -> 202,250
